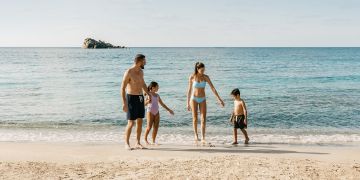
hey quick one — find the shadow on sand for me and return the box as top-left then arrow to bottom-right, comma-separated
146,144 -> 328,155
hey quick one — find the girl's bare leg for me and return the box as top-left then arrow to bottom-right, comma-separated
144,112 -> 154,145
152,113 -> 160,144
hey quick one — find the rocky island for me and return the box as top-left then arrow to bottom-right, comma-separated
82,38 -> 125,49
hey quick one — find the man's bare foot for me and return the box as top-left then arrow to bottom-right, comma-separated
244,138 -> 249,144
232,142 -> 238,145
125,144 -> 133,150
135,143 -> 147,149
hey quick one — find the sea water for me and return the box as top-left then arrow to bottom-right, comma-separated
1,47 -> 359,145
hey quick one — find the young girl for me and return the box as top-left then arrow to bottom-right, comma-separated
144,81 -> 174,145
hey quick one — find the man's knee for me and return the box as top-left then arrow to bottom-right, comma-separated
127,120 -> 135,128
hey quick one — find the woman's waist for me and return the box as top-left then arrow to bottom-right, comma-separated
192,90 -> 206,97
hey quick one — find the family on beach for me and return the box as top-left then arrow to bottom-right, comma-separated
121,54 -> 249,150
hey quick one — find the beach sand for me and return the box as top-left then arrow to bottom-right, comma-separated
0,142 -> 359,179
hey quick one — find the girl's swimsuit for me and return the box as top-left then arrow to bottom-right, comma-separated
191,80 -> 206,103
147,94 -> 159,115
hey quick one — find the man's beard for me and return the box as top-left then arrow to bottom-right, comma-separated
140,65 -> 144,69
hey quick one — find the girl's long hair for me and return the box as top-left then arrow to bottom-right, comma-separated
147,81 -> 158,94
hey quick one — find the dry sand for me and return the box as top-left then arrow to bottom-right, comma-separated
0,142 -> 359,179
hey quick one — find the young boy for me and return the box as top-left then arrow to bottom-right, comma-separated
230,88 -> 249,144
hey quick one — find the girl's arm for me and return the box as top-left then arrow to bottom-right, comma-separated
205,75 -> 224,107
159,96 -> 174,115
187,75 -> 193,111
144,95 -> 150,106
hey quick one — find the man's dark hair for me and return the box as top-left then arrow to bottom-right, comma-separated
134,54 -> 145,62
231,88 -> 240,96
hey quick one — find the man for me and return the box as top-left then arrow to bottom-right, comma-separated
121,54 -> 151,150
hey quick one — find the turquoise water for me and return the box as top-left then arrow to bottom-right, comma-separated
1,47 -> 359,144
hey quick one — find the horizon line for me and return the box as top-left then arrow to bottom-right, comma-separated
1,46 -> 360,48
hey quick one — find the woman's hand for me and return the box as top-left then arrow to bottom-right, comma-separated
187,103 -> 191,111
218,98 -> 225,107
169,109 -> 175,116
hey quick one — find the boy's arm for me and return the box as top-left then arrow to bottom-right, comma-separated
242,100 -> 248,123
229,112 -> 234,123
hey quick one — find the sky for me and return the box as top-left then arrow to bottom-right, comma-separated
0,0 -> 360,47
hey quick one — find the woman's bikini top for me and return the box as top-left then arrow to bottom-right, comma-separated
193,80 -> 206,88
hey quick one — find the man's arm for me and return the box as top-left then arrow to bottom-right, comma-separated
140,71 -> 151,102
121,70 -> 130,112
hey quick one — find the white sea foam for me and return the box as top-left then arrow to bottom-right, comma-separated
1,127 -> 359,146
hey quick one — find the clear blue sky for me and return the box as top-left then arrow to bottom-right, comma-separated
1,0 -> 360,47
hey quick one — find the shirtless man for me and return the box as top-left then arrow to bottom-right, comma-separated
121,54 -> 151,150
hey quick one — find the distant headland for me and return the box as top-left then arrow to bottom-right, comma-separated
82,38 -> 125,49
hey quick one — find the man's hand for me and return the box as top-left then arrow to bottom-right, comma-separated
123,104 -> 128,112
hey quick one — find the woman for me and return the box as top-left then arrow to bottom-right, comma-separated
187,62 -> 225,146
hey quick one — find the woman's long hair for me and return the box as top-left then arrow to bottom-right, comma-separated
194,62 -> 205,75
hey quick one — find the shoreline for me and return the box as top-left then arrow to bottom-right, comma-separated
0,142 -> 359,179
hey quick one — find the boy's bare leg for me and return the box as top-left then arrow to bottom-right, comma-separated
241,129 -> 250,144
232,128 -> 238,145
144,113 -> 154,145
135,118 -> 147,149
124,120 -> 135,150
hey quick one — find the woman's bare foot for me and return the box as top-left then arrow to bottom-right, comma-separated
145,140 -> 151,146
125,144 -> 133,150
231,142 -> 238,145
201,140 -> 215,147
152,142 -> 160,146
244,138 -> 249,144
135,143 -> 147,149
194,135 -> 200,141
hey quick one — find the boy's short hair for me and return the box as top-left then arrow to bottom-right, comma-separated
231,88 -> 240,96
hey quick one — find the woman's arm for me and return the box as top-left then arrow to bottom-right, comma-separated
187,75 -> 193,111
205,75 -> 224,107
159,96 -> 174,115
